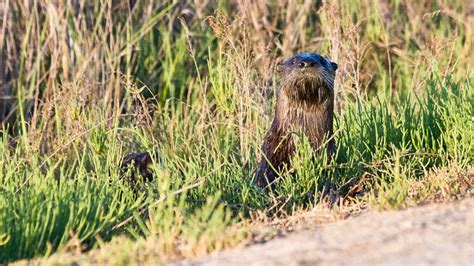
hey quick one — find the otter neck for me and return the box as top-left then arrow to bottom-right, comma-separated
275,91 -> 334,148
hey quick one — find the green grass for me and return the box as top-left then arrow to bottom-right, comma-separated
0,0 -> 473,263
2,76 -> 472,263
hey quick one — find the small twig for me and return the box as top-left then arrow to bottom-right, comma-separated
276,195 -> 292,215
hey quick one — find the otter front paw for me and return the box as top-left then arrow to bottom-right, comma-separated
255,160 -> 278,189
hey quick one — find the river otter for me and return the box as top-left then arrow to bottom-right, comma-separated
255,53 -> 338,188
121,151 -> 157,184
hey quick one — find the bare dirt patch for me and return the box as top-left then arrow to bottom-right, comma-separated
175,198 -> 474,265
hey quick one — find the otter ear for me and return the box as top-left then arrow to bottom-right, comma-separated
276,62 -> 284,73
331,61 -> 338,71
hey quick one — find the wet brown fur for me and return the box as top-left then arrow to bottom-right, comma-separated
255,62 -> 336,188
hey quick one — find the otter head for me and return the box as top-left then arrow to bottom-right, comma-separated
278,53 -> 338,103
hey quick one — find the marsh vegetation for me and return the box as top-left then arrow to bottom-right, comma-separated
0,0 -> 472,263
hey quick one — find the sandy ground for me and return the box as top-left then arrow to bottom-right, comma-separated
175,198 -> 474,266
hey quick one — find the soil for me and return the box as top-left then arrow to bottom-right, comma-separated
175,198 -> 474,266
